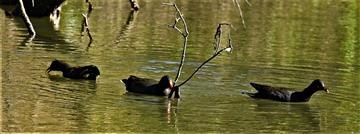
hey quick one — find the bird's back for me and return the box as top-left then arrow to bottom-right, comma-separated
250,82 -> 293,102
65,65 -> 100,80
122,76 -> 164,95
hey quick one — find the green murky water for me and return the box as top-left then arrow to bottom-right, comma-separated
1,0 -> 359,133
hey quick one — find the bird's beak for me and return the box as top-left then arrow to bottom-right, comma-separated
324,87 -> 329,93
46,68 -> 51,74
169,80 -> 174,89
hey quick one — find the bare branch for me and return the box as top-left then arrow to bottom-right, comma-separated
165,3 -> 189,37
168,24 -> 233,98
18,0 -> 36,36
176,47 -> 231,88
165,3 -> 189,83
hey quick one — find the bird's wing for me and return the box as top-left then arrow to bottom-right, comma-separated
250,82 -> 294,94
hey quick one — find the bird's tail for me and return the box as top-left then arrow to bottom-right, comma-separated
241,91 -> 255,97
121,79 -> 127,84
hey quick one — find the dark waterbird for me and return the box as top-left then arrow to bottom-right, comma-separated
46,59 -> 100,80
247,79 -> 329,102
121,75 -> 177,96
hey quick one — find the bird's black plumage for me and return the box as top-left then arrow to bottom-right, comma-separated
121,75 -> 174,96
46,59 -> 100,80
248,79 -> 329,102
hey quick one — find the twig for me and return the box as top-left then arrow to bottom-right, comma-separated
168,24 -> 233,98
164,3 -> 189,83
233,0 -> 246,29
176,47 -> 231,88
129,0 -> 140,11
82,14 -> 93,42
18,0 -> 36,36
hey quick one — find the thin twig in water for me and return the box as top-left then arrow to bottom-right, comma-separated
164,3 -> 189,83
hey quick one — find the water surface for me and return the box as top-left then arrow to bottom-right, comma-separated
1,0 -> 359,133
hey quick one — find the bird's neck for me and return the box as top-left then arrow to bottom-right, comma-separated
59,63 -> 72,73
292,87 -> 317,102
303,84 -> 319,95
163,88 -> 171,95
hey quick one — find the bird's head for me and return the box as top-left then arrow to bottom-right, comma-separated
46,59 -> 69,73
159,75 -> 174,89
310,79 -> 329,93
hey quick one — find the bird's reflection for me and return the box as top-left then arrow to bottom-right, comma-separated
121,93 -> 181,133
114,10 -> 138,45
252,100 -> 321,132
49,5 -> 62,31
47,74 -> 98,91
44,74 -> 97,131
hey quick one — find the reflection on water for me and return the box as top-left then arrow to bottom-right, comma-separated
251,101 -> 321,133
1,0 -> 360,133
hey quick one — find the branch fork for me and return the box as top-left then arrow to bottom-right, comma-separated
164,3 -> 234,99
